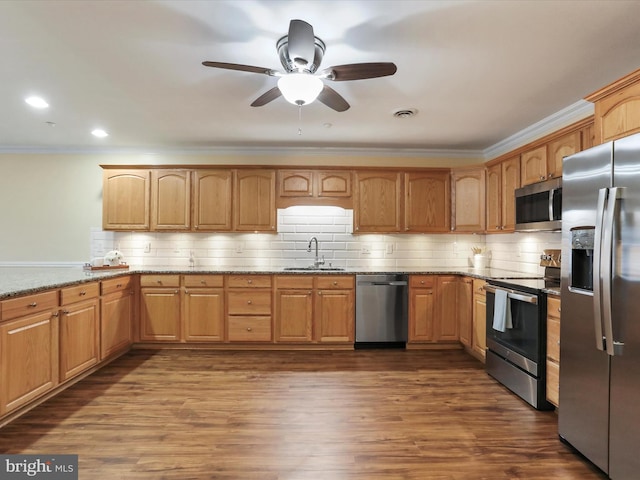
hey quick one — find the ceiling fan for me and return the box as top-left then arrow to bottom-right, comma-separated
202,19 -> 397,112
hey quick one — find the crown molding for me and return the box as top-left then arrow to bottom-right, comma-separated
482,100 -> 594,160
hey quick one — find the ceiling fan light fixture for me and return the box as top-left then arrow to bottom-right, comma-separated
277,74 -> 323,106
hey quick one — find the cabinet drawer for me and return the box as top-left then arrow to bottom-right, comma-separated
547,316 -> 560,362
228,316 -> 272,342
547,296 -> 561,320
227,292 -> 272,315
546,359 -> 560,407
60,282 -> 100,306
140,275 -> 180,288
1,290 -> 59,321
183,275 -> 224,288
227,275 -> 272,289
276,275 -> 314,289
101,276 -> 133,296
410,275 -> 435,288
316,276 -> 354,290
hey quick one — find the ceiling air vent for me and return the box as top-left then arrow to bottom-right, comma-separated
392,108 -> 417,118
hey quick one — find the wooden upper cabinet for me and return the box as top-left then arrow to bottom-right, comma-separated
586,68 -> 640,145
192,169 -> 233,231
485,163 -> 501,233
150,170 -> 190,231
501,156 -> 520,231
102,169 -> 150,230
234,169 -> 276,232
582,122 -> 595,150
451,167 -> 485,233
404,171 -> 450,233
277,170 -> 352,208
547,131 -> 581,179
354,170 -> 402,233
520,145 -> 548,186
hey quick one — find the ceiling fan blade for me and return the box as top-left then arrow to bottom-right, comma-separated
321,62 -> 397,81
317,85 -> 350,112
287,19 -> 316,69
250,86 -> 282,107
202,61 -> 278,76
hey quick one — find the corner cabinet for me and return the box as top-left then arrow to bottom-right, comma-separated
100,276 -> 134,360
102,169 -> 150,230
234,169 -> 277,232
451,167 -> 485,233
404,171 -> 451,233
354,170 -> 402,233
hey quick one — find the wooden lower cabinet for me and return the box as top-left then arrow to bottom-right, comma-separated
100,276 -> 134,359
59,282 -> 100,382
471,279 -> 487,361
458,277 -> 473,348
275,276 -> 314,343
315,276 -> 354,343
183,275 -> 225,342
409,275 -> 459,345
546,295 -> 561,407
139,275 -> 181,342
227,275 -> 273,342
0,290 -> 60,416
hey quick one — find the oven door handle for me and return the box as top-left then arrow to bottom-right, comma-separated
483,285 -> 538,305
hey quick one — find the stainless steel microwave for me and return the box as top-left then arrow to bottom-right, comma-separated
515,177 -> 562,231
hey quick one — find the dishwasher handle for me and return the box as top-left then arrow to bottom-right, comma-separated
357,281 -> 408,286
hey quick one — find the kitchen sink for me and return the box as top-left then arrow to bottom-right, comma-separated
282,266 -> 345,271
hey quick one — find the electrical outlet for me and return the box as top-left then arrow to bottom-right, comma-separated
235,242 -> 244,254
361,244 -> 371,255
144,242 -> 151,253
386,244 -> 394,254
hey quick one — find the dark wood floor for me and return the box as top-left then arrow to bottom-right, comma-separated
0,349 -> 605,479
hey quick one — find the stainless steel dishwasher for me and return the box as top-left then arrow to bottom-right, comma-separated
355,274 -> 408,347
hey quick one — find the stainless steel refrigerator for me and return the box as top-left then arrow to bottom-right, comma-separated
560,132 -> 640,479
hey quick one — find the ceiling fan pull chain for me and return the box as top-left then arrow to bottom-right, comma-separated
298,104 -> 302,135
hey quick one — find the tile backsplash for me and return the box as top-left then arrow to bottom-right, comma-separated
91,206 -> 561,274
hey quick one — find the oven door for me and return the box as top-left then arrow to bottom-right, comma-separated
485,285 -> 542,375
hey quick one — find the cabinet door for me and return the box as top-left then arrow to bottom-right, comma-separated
354,171 -> 402,233
547,131 -> 581,180
102,169 -> 150,230
315,289 -> 354,343
593,80 -> 640,144
457,277 -> 473,348
520,145 -> 548,186
501,156 -> 521,232
192,169 -> 233,231
275,289 -> 313,342
140,288 -> 181,341
404,171 -> 450,232
234,169 -> 276,232
472,280 -> 487,360
316,171 -> 351,197
101,289 -> 133,360
0,310 -> 59,415
436,276 -> 459,342
184,288 -> 225,342
151,170 -> 190,230
409,288 -> 435,342
278,170 -> 313,197
60,298 -> 99,382
451,168 -> 485,232
485,164 -> 502,233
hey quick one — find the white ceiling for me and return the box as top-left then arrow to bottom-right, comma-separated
2,0 -> 640,157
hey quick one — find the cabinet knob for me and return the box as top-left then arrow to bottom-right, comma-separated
247,300 -> 252,304
52,312 -> 59,317
420,280 -> 425,285
318,291 -> 322,295
248,279 -> 252,284
247,327 -> 252,332
79,291 -> 86,296
116,284 -> 123,288
62,310 -> 70,315
174,290 -> 179,294
558,307 -> 561,312
28,302 -> 37,307
333,281 -> 338,286
185,289 -> 189,294
200,280 -> 206,284
157,280 -> 162,284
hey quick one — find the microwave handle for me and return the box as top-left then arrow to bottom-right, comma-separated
549,188 -> 556,221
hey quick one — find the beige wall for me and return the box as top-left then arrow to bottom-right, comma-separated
0,152 -> 481,263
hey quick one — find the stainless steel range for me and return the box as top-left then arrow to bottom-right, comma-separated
484,260 -> 559,411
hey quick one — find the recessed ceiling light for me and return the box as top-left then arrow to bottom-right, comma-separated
91,129 -> 109,138
25,96 -> 49,109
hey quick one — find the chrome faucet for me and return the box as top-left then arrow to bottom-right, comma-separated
307,236 -> 325,268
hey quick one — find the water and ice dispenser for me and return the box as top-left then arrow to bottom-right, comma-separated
570,228 -> 594,291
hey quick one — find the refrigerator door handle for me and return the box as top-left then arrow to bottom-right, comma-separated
593,188 -> 608,351
602,187 -> 624,356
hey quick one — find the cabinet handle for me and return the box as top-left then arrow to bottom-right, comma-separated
157,280 -> 162,284
246,327 -> 252,332
200,280 -> 206,284
79,291 -> 86,296
28,302 -> 37,307
116,284 -> 123,288
62,310 -> 70,315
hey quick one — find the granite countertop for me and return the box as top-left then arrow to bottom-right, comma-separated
0,265 -> 543,300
